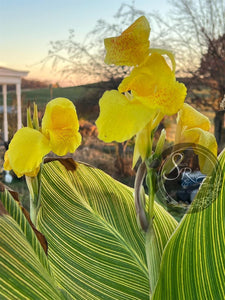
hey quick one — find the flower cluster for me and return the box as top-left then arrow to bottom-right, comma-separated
4,97 -> 81,178
96,16 -> 187,166
96,16 -> 217,172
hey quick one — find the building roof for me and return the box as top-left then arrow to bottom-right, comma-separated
0,66 -> 29,84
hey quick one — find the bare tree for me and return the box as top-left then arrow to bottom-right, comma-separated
199,34 -> 225,102
43,0 -> 225,148
42,2 -> 146,88
151,0 -> 225,148
151,0 -> 225,73
42,2 -> 151,175
197,33 -> 225,145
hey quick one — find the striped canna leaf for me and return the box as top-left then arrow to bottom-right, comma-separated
38,159 -> 178,299
152,148 -> 225,299
0,188 -> 70,300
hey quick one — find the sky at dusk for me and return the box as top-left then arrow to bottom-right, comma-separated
1,0 -> 170,86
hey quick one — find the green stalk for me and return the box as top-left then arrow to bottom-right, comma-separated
25,163 -> 43,226
147,169 -> 155,224
145,224 -> 161,298
145,167 -> 161,297
134,126 -> 165,296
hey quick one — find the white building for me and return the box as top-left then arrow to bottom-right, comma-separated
0,67 -> 29,145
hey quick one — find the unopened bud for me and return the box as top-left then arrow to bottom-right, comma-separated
27,107 -> 33,128
33,103 -> 40,130
155,129 -> 166,156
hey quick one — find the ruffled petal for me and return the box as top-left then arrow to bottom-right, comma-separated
96,90 -> 156,143
42,98 -> 81,156
104,16 -> 150,66
4,127 -> 51,178
119,53 -> 187,115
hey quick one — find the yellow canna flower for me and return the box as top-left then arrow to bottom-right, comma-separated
118,53 -> 186,115
104,16 -> 150,66
4,98 -> 81,178
96,17 -> 187,166
42,98 -> 81,156
96,90 -> 157,143
4,127 -> 51,178
175,103 -> 218,174
96,55 -> 186,163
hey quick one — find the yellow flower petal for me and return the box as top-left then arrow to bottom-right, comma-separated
175,103 -> 212,145
3,150 -> 11,171
177,103 -> 210,132
197,130 -> 218,174
175,104 -> 217,174
118,53 -> 187,115
96,90 -> 156,143
42,98 -> 81,156
104,16 -> 150,66
181,128 -> 218,174
4,127 -> 51,178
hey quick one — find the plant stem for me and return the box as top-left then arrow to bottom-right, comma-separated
25,164 -> 43,226
145,225 -> 161,298
148,171 -> 155,224
145,167 -> 161,296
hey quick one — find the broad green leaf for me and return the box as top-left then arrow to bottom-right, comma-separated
38,160 -> 177,299
0,190 -> 69,300
152,148 -> 225,299
0,187 -> 49,271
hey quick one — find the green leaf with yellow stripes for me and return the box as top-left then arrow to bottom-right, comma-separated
0,188 -> 70,300
37,159 -> 177,299
152,148 -> 225,299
